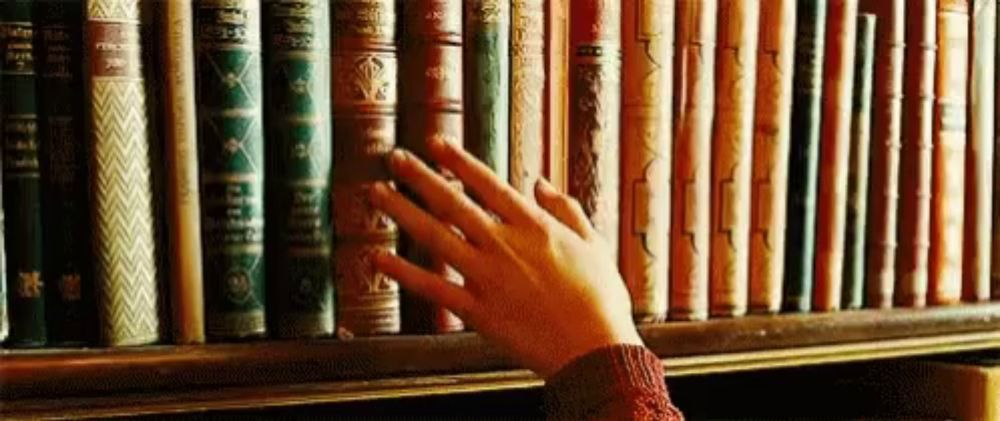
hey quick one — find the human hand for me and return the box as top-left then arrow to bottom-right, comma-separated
370,137 -> 642,379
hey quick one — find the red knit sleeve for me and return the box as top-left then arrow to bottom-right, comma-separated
543,344 -> 684,421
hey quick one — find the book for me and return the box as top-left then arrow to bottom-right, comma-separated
510,0 -> 545,198
544,0 -> 569,191
994,0 -> 1000,301
670,0 -> 716,321
263,0 -> 334,339
85,0 -> 161,346
964,0 -> 996,302
567,0 -> 622,257
709,0 -> 759,318
465,0 -> 510,182
861,0 -> 905,309
195,0 -> 267,339
400,0 -> 465,334
929,0 -> 969,306
784,0 -> 828,313
620,0 -> 673,323
749,0 -> 796,314
0,186 -> 5,343
842,13 -> 876,310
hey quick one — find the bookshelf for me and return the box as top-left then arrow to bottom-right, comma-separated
3,303 -> 1000,419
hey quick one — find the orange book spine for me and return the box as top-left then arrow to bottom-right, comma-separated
544,0 -> 569,191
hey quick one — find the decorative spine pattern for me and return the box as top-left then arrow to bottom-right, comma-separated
465,0 -> 510,181
509,0 -> 545,197
544,0 -> 569,191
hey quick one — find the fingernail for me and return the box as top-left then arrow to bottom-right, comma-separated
388,149 -> 408,169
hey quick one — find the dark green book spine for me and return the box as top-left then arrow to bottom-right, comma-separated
464,0 -> 510,180
195,0 -> 267,339
783,0 -> 827,313
1,0 -> 46,347
263,0 -> 333,338
843,13 -> 875,310
36,0 -> 93,346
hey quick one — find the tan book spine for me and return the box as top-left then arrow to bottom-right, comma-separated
749,0 -> 796,314
670,0 -> 717,321
510,0 -> 546,198
994,0 -> 1000,301
929,0 -> 969,306
620,0 -> 673,323
544,0 -> 569,191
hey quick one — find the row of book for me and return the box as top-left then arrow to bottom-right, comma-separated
1,0 -> 998,349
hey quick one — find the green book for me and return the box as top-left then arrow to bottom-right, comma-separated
464,0 -> 510,181
196,0 -> 267,340
263,0 -> 333,338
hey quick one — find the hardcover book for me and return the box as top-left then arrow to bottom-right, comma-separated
465,0 -> 510,182
509,0 -> 545,197
544,0 -> 569,191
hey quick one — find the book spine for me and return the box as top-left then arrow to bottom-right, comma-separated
842,13 -> 876,310
784,0 -> 828,313
620,0 -> 673,323
263,0 -> 333,339
85,0 -> 161,346
464,0 -> 510,181
929,0 -> 969,305
861,0 -> 905,309
1,0 -> 46,347
670,0 -> 716,321
400,0 -> 465,334
994,0 -> 1000,301
195,0 -> 267,339
964,0 -> 995,302
749,0 -> 796,314
544,0 -> 569,191
0,181 -> 5,343
709,0 -> 759,318
509,0 -> 545,197
330,0 -> 401,336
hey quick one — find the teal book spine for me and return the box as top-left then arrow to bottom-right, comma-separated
263,0 -> 333,338
464,0 -> 510,181
195,0 -> 267,339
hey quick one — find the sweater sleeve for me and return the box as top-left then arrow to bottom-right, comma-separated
543,344 -> 684,421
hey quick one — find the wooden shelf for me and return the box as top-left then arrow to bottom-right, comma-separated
3,303 -> 1000,419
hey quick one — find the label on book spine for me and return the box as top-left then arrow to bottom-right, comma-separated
509,0 -> 545,197
465,0 -> 510,182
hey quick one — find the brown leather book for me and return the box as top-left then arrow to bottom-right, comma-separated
749,0 -> 796,314
861,0 -> 905,309
929,0 -> 970,306
964,0 -> 995,302
897,0 -> 937,308
545,0 -> 569,192
399,0 -> 465,334
620,0 -> 673,323
670,0 -> 717,321
510,0 -> 546,198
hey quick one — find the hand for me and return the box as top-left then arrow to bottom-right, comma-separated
370,137 -> 642,378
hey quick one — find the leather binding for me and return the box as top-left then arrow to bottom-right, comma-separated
85,0 -> 161,346
264,0 -> 334,338
0,180 -> 5,343
749,0 -> 796,314
1,1 -> 46,347
783,0 -> 828,313
510,0 -> 546,197
964,0 -> 995,302
195,0 -> 267,339
400,0 -> 465,334
465,0 -> 510,182
620,0 -> 673,323
159,0 -> 204,344
709,0 -> 759,318
861,0 -> 905,309
842,13 -> 876,310
544,0 -> 569,191
929,0 -> 969,306
994,0 -> 1000,301
670,0 -> 716,321
331,0 -> 401,336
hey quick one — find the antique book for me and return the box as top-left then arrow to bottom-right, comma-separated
1,1 -> 46,347
749,0 -> 796,314
195,0 -> 267,339
620,0 -> 673,323
264,0 -> 334,339
784,0 -> 828,313
0,187 -> 5,343
670,0 -> 716,321
964,0 -> 996,302
509,0 -> 545,197
860,0 -> 905,309
896,0 -> 937,308
399,0 -> 465,334
994,0 -> 1000,301
465,0 -> 510,181
842,13 -> 875,310
85,0 -> 161,346
159,0 -> 204,344
709,0 -> 759,318
929,0 -> 969,306
331,0 -> 401,337
544,0 -> 569,191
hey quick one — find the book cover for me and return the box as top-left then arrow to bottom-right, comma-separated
544,0 -> 569,191
509,0 -> 545,198
620,0 -> 673,323
465,0 -> 510,182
